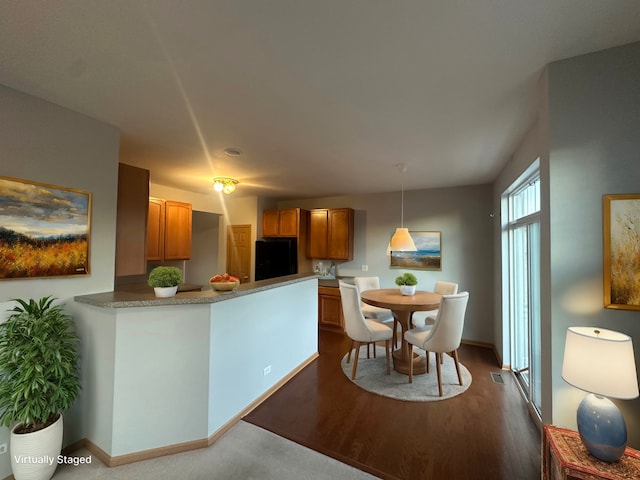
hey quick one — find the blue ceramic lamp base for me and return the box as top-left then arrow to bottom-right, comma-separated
577,393 -> 627,462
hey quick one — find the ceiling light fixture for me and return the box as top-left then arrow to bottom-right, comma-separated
389,163 -> 417,252
223,147 -> 242,157
212,177 -> 239,194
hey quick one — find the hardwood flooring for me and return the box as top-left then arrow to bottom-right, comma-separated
244,329 -> 541,480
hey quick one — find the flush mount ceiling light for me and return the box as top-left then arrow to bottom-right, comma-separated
212,177 -> 239,194
223,147 -> 242,157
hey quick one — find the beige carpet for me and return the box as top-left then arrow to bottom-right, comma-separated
52,421 -> 379,479
341,345 -> 472,401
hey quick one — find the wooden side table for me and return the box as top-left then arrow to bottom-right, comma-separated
543,425 -> 640,479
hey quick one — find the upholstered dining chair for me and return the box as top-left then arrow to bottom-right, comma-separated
353,276 -> 397,345
404,292 -> 469,396
339,281 -> 393,380
412,281 -> 459,329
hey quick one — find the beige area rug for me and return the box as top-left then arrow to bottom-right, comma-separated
341,345 -> 472,401
52,421 -> 380,480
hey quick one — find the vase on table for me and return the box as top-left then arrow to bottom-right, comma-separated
400,285 -> 416,296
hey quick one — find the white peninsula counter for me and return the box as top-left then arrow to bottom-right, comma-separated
73,274 -> 318,466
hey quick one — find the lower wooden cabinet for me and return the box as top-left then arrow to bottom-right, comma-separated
318,286 -> 344,330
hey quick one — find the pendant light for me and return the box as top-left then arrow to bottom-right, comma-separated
389,164 -> 417,252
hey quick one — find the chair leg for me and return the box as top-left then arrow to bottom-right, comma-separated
347,340 -> 354,364
393,319 -> 400,348
408,344 -> 414,383
436,352 -> 443,396
385,340 -> 390,375
351,342 -> 361,380
373,342 -> 377,358
425,351 -> 430,373
452,349 -> 463,386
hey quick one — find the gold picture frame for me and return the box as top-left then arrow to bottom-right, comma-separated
0,176 -> 91,279
603,194 -> 640,309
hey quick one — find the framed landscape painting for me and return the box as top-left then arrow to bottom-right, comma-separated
0,176 -> 91,279
390,231 -> 441,270
603,194 -> 640,310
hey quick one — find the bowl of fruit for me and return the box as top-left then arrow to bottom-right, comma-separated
209,273 -> 240,291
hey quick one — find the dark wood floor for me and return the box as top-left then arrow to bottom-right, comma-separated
244,328 -> 541,480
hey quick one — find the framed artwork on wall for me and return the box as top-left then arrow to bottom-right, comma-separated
390,230 -> 441,270
603,193 -> 640,310
0,176 -> 92,279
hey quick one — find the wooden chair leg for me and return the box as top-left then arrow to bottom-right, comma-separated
373,342 -> 377,358
385,340 -> 390,375
426,351 -> 430,373
351,342 -> 361,380
436,352 -> 443,396
347,340 -> 354,364
409,345 -> 414,383
452,349 -> 463,386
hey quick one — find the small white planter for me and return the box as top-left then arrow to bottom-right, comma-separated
154,286 -> 178,297
10,414 -> 63,480
400,285 -> 416,296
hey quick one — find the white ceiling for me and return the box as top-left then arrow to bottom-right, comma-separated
2,1 -> 640,199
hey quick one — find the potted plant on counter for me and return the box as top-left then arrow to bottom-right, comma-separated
148,266 -> 183,297
395,272 -> 418,296
0,296 -> 80,480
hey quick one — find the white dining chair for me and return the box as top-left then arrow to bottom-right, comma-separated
353,276 -> 397,346
339,281 -> 393,380
411,281 -> 459,329
404,292 -> 469,396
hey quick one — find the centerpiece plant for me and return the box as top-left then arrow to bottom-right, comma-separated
395,272 -> 418,296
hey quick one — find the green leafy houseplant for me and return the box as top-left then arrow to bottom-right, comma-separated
0,296 -> 80,433
395,272 -> 418,286
148,266 -> 183,288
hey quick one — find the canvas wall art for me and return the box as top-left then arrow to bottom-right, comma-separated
603,194 -> 640,310
390,231 -> 441,270
0,176 -> 91,279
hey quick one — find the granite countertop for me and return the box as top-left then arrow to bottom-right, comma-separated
75,273 -> 316,308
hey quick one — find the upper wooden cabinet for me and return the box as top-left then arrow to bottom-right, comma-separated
147,198 -> 192,261
262,208 -> 304,237
115,163 -> 150,276
308,208 -> 354,260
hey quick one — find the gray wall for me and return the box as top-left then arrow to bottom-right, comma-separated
280,183 -> 495,345
0,84 -> 120,478
547,42 -> 640,448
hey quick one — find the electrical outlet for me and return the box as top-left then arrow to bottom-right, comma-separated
0,443 -> 7,455
361,265 -> 368,271
263,365 -> 271,376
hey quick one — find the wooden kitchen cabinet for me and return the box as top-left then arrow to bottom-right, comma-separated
115,163 -> 150,276
262,208 -> 303,237
147,198 -> 192,261
318,286 -> 344,331
308,208 -> 354,260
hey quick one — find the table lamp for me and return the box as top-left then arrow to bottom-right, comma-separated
561,326 -> 639,462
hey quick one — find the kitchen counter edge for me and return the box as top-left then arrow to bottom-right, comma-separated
74,273 -> 317,309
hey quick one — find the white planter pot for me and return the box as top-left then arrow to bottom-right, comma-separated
10,414 -> 63,480
154,286 -> 178,297
400,285 -> 416,296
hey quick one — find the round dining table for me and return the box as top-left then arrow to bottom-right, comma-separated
360,288 -> 442,375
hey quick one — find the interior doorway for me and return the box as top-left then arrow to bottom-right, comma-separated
227,224 -> 252,283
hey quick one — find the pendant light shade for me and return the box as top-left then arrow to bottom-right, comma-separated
390,227 -> 417,251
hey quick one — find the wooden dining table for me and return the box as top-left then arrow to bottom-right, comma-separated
360,288 -> 442,375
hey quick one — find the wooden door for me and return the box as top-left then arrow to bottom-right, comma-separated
227,224 -> 252,283
278,208 -> 299,237
164,200 -> 192,260
262,210 -> 280,237
147,198 -> 165,261
308,209 -> 328,259
327,208 -> 354,260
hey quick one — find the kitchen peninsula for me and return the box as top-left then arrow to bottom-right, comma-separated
73,274 -> 318,466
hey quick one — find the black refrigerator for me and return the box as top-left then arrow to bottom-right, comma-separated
255,239 -> 298,281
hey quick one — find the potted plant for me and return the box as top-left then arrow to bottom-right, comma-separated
395,272 -> 418,296
0,296 -> 80,480
148,266 -> 183,297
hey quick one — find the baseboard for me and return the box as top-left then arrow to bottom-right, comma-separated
83,351 -> 320,468
460,339 -> 502,367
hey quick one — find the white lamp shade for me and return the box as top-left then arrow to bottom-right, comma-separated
389,228 -> 417,252
562,327 -> 639,399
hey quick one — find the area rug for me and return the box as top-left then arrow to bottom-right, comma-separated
52,421 -> 379,480
341,345 -> 472,401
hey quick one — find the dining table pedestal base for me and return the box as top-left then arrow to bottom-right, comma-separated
392,348 -> 427,375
